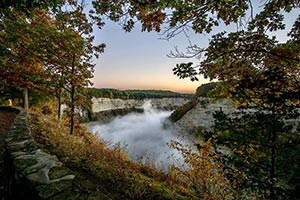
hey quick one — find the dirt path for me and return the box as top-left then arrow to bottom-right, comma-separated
0,110 -> 17,199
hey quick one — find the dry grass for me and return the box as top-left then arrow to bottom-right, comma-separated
29,112 -> 198,200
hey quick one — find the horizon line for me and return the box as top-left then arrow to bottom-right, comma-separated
89,86 -> 196,94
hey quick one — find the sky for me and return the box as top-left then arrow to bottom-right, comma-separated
91,21 -> 208,94
90,4 -> 299,94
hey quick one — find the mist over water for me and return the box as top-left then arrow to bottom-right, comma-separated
88,101 -> 190,171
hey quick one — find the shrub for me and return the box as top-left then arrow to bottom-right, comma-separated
169,138 -> 233,200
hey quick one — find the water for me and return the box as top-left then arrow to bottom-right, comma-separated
87,101 -> 190,171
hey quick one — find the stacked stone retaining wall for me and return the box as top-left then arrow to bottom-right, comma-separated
4,108 -> 82,200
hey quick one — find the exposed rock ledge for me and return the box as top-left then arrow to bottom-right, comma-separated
5,108 -> 86,199
92,97 -> 190,112
173,97 -> 300,135
173,98 -> 236,134
93,108 -> 143,124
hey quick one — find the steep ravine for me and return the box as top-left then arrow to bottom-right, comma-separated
88,97 -> 237,134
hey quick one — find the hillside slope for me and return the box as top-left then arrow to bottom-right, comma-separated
29,113 -> 199,200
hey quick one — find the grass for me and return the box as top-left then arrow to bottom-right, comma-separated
29,112 -> 200,200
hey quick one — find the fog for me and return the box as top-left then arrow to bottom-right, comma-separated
87,101 -> 191,171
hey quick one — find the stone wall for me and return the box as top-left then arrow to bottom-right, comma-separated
92,97 -> 190,113
4,108 -> 82,200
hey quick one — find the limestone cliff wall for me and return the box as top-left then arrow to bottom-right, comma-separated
173,98 -> 236,134
92,108 -> 143,124
92,97 -> 190,112
173,98 -> 300,134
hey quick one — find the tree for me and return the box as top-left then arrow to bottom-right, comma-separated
0,10 -> 47,111
52,2 -> 104,134
205,110 -> 300,199
169,138 -> 234,200
174,13 -> 299,200
0,0 -> 62,11
1,1 -> 105,135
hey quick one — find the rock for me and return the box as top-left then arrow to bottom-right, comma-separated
36,180 -> 73,199
173,97 -> 299,134
91,97 -> 190,113
173,98 -> 236,134
5,109 -> 77,199
94,108 -> 143,124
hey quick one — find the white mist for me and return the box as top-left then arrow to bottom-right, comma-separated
87,101 -> 189,171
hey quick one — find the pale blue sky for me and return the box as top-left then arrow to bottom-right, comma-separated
92,21 -> 208,93
90,4 -> 299,94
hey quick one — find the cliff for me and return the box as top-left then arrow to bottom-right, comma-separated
90,108 -> 143,124
91,97 -> 190,113
172,97 -> 300,135
173,98 -> 236,134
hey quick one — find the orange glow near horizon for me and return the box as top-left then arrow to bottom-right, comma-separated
92,83 -> 196,93
91,63 -> 211,94
91,74 -> 209,94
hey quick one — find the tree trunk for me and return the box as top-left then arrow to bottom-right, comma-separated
70,84 -> 75,135
70,54 -> 76,135
57,91 -> 61,120
23,88 -> 29,111
270,129 -> 276,200
270,109 -> 277,200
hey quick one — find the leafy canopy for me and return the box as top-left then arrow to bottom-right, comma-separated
92,0 -> 300,109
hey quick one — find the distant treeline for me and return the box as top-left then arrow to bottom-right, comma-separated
87,88 -> 194,99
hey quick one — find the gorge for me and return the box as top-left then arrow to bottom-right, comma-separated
86,95 -> 300,173
85,96 -> 238,170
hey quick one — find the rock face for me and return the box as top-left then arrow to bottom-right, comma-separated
92,97 -> 190,113
173,97 -> 300,134
173,98 -> 236,134
93,108 -> 143,124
